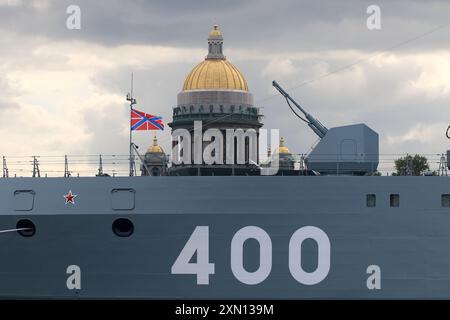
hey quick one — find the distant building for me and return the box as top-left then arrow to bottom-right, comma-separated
141,136 -> 168,176
261,137 -> 299,175
274,137 -> 295,171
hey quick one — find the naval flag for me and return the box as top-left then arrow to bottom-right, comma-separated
130,108 -> 164,131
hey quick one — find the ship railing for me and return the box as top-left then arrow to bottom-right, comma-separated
0,153 -> 448,177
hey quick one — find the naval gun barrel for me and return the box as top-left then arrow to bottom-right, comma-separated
272,80 -> 328,138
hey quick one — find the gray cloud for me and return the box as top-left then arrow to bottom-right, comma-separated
1,0 -> 450,52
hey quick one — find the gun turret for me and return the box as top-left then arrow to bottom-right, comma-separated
272,80 -> 379,175
272,80 -> 328,138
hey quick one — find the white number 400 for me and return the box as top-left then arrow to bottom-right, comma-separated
171,226 -> 331,286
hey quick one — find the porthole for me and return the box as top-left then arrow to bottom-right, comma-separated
16,219 -> 35,237
112,218 -> 134,237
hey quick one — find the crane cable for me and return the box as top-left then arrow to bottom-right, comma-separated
284,97 -> 310,124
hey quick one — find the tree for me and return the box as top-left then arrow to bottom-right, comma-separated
393,154 -> 429,176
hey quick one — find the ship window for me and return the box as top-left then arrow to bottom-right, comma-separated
366,194 -> 376,207
112,218 -> 134,237
390,194 -> 400,207
442,194 -> 450,207
16,219 -> 35,237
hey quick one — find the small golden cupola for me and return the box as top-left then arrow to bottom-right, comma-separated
209,24 -> 222,37
147,135 -> 164,154
275,137 -> 291,155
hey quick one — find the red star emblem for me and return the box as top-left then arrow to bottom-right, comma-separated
64,190 -> 77,205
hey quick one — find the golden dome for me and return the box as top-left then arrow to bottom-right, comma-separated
209,24 -> 222,37
147,136 -> 164,153
182,25 -> 249,91
183,59 -> 248,91
275,137 -> 291,154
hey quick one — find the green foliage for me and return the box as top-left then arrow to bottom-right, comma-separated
394,154 -> 429,176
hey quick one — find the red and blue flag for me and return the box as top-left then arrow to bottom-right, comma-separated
131,108 -> 164,131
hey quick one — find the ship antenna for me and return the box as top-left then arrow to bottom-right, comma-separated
98,154 -> 104,176
126,73 -> 137,177
64,155 -> 71,178
32,156 -> 40,178
2,156 -> 8,178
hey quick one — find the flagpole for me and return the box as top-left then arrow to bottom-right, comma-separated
130,73 -> 133,177
127,73 -> 136,177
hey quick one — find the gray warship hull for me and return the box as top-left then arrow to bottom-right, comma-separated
1,175 -> 449,299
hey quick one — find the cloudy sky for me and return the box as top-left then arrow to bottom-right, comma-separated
1,0 -> 450,175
